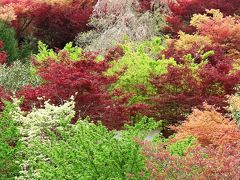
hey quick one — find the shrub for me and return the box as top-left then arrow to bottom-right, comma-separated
17,55 -> 135,130
106,38 -> 176,104
76,0 -> 167,51
171,31 -> 212,52
190,9 -> 240,71
0,4 -> 16,22
0,21 -> 18,64
0,61 -> 42,92
166,136 -> 196,156
104,45 -> 125,62
0,40 -> 7,64
166,0 -> 240,35
13,98 -> 76,179
34,41 -> 82,63
150,10 -> 240,124
150,59 -> 240,123
140,140 -> 240,179
228,87 -> 240,126
12,98 -> 160,179
191,10 -> 240,44
139,0 -> 170,13
0,20 -> 34,64
163,9 -> 240,62
2,0 -> 96,48
172,104 -> 240,147
0,100 -> 22,179
0,87 -> 11,111
138,105 -> 240,179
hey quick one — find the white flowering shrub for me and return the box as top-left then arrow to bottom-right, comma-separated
13,98 -> 75,179
7,96 -> 161,179
16,116 -> 161,179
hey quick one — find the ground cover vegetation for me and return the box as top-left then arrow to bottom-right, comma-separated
0,0 -> 240,179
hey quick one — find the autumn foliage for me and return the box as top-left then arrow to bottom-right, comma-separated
172,104 -> 240,146
139,105 -> 240,179
150,58 -> 240,123
141,141 -> 240,179
1,1 -> 240,179
166,0 -> 240,35
17,58 -> 127,129
0,41 -> 6,64
149,10 -> 240,123
1,0 -> 97,47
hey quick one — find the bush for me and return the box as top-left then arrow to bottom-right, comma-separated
190,9 -> 240,71
150,61 -> 238,123
139,105 -> 240,179
228,87 -> 240,126
164,9 -> 240,63
0,4 -> 16,22
141,140 -> 240,179
0,100 -> 22,179
2,0 -> 96,48
17,55 -> 134,130
150,10 -> 240,124
76,0 -> 167,51
172,104 -> 240,147
0,87 -> 11,111
12,98 -> 160,179
166,0 -> 240,35
166,136 -> 196,156
0,40 -> 7,64
0,21 -> 18,64
34,41 -> 82,63
106,38 -> 176,104
13,98 -> 76,179
0,61 -> 42,92
0,20 -> 34,64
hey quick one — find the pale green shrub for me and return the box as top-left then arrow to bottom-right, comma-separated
76,0 -> 168,51
106,38 -> 176,103
228,87 -> 240,126
166,136 -> 196,156
0,61 -> 42,92
35,41 -> 82,62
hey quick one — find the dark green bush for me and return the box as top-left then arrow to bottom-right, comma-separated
0,21 -> 34,64
0,21 -> 18,64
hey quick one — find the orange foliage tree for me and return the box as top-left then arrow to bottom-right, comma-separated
172,104 -> 240,146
